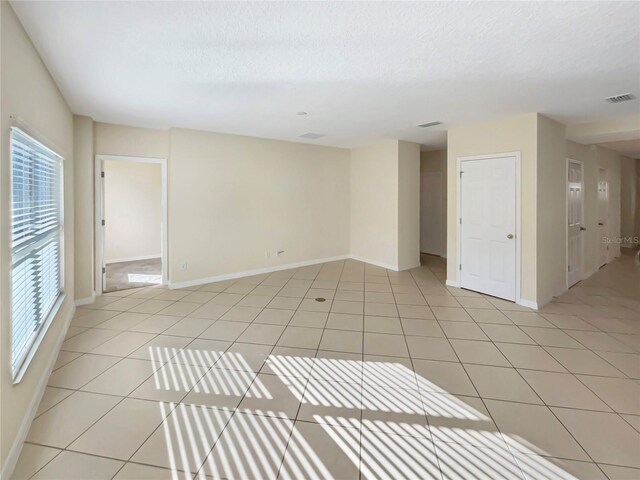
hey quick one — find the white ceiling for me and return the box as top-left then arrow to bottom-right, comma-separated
11,1 -> 640,149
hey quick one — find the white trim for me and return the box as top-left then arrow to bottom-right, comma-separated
349,255 -> 400,271
597,166 -> 611,267
0,305 -> 75,480
456,151 -> 522,303
517,298 -> 539,310
9,116 -> 66,159
9,126 -> 66,382
95,155 -> 168,294
75,294 -> 96,306
397,262 -> 421,271
105,254 -> 161,265
169,255 -> 351,290
445,279 -> 460,288
566,158 -> 586,289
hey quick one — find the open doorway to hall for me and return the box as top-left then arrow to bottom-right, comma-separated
99,157 -> 165,292
420,150 -> 447,260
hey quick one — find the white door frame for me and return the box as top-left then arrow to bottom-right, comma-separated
455,151 -> 522,305
94,154 -> 168,295
566,158 -> 585,288
420,171 -> 444,257
597,166 -> 610,267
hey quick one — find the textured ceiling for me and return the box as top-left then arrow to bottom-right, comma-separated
10,1 -> 640,149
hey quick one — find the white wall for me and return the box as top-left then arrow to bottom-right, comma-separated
104,160 -> 162,263
168,128 -> 351,284
0,2 -> 75,473
420,149 -> 447,256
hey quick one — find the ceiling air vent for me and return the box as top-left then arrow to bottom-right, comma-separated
417,121 -> 442,128
605,93 -> 635,104
299,132 -> 325,139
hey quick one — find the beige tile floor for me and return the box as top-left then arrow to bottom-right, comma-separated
13,254 -> 640,479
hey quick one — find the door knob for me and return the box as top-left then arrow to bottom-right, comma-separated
580,226 -> 587,231
598,222 -> 604,226
507,234 -> 514,239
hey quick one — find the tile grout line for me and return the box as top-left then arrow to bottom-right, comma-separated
22,256 -> 639,478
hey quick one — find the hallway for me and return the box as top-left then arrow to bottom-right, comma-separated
12,256 -> 640,479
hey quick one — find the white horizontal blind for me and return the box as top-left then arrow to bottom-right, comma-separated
10,127 -> 64,375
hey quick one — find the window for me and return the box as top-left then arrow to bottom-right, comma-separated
10,127 -> 64,380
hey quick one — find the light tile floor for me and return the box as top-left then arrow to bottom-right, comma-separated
13,254 -> 640,479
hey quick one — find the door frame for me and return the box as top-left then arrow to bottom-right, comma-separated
94,154 -> 168,295
566,158 -> 585,288
455,151 -> 522,305
420,171 -> 445,257
597,166 -> 610,267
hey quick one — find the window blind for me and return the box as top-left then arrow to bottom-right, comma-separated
10,127 -> 64,376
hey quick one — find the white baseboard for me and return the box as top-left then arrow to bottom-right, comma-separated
169,255 -> 351,290
0,304 -> 75,480
349,255 -> 399,272
105,254 -> 161,264
517,298 -> 539,310
445,279 -> 460,288
397,262 -> 421,271
75,293 -> 95,306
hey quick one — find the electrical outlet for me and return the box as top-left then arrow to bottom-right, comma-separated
180,261 -> 188,270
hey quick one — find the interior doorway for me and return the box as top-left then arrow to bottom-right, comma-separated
598,167 -> 610,267
95,155 -> 168,293
420,171 -> 443,256
458,153 -> 519,302
567,159 -> 585,287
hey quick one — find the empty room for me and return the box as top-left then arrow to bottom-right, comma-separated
1,1 -> 640,479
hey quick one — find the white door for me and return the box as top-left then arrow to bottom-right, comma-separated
420,172 -> 442,255
460,156 -> 517,301
567,160 -> 585,286
598,168 -> 609,267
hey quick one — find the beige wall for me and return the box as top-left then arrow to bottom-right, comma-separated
536,116 -> 567,305
350,140 -> 401,268
447,113 -> 629,307
420,149 -> 447,256
94,122 -> 169,159
76,125 -> 423,291
397,141 -> 421,270
73,116 -> 94,301
636,159 -> 640,239
168,128 -> 350,284
566,141 -> 624,273
104,161 -> 162,263
350,140 -> 420,270
447,113 -> 538,304
594,146 -> 623,262
78,123 -> 351,286
0,2 -> 75,472
620,156 -> 637,245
